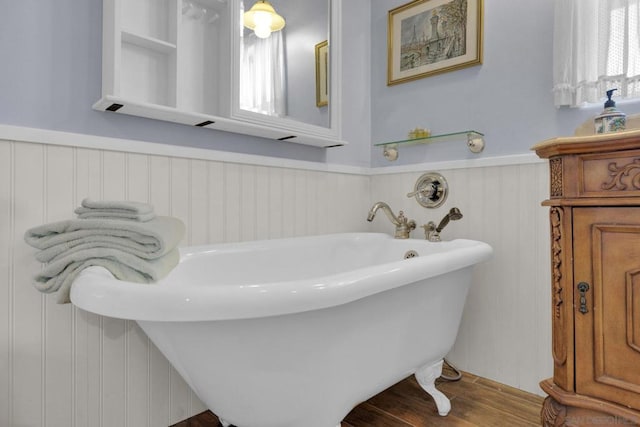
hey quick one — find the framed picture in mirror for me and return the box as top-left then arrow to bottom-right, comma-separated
315,40 -> 329,107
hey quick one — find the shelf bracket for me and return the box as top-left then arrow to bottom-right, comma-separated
467,133 -> 485,153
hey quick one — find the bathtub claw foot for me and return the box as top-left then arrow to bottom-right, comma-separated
415,360 -> 451,416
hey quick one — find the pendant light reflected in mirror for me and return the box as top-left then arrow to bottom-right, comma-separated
243,0 -> 286,38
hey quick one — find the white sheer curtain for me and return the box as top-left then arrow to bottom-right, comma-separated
239,31 -> 287,117
553,0 -> 640,107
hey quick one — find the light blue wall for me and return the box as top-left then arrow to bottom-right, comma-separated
370,0 -> 640,167
0,0 -> 369,165
326,0 -> 372,168
4,1 -> 639,169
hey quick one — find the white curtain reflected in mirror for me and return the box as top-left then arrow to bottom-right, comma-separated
233,0 -> 334,134
240,30 -> 287,117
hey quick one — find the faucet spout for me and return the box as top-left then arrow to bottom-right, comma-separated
367,202 -> 400,225
367,202 -> 416,239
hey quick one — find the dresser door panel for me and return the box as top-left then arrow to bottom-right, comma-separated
574,207 -> 640,410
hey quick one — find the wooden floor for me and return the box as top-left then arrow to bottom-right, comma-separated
171,367 -> 544,427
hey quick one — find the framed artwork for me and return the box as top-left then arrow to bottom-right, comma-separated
315,40 -> 329,107
387,0 -> 483,85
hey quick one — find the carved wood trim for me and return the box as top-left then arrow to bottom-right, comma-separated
541,377 -> 640,425
541,396 -> 567,427
602,158 -> 640,191
551,207 -> 563,318
550,207 -> 567,366
550,157 -> 563,197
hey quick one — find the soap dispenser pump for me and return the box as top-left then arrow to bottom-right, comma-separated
594,89 -> 626,133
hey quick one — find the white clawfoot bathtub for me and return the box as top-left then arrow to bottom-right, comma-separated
71,232 -> 492,427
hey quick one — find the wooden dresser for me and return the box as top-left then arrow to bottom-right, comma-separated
534,130 -> 640,426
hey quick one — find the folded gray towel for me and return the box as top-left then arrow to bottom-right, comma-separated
24,215 -> 185,303
33,248 -> 180,303
25,216 -> 184,258
74,198 -> 155,221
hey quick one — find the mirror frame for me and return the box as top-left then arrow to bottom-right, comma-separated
229,0 -> 342,144
93,0 -> 345,148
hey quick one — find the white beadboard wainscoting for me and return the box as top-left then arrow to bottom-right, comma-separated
0,128 -> 553,427
0,136 -> 371,427
369,162 -> 553,396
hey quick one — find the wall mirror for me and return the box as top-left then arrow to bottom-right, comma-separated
94,0 -> 344,148
230,0 -> 342,144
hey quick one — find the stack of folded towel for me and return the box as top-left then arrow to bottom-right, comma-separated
24,198 -> 185,304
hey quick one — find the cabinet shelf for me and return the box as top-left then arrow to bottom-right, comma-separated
122,31 -> 177,53
92,95 -> 345,148
375,130 -> 485,161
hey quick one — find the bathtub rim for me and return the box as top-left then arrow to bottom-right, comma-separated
70,232 -> 493,321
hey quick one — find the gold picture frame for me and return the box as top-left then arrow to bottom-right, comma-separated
315,40 -> 328,107
387,0 -> 483,86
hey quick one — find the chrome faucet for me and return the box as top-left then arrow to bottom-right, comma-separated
367,202 -> 416,239
422,207 -> 463,242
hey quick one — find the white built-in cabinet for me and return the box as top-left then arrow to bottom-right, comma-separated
95,0 -> 344,148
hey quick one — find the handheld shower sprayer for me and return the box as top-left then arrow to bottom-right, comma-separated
423,207 -> 463,241
436,207 -> 463,232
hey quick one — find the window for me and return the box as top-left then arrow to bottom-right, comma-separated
553,0 -> 640,107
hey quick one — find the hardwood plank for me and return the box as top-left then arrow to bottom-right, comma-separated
343,402 -> 413,427
471,376 -> 544,422
365,378 -> 477,427
169,371 -> 543,427
365,379 -> 445,424
172,410 -> 220,427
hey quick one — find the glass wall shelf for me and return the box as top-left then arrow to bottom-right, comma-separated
375,130 -> 485,161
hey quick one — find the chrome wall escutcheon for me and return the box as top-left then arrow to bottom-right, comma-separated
577,282 -> 590,314
408,172 -> 448,208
